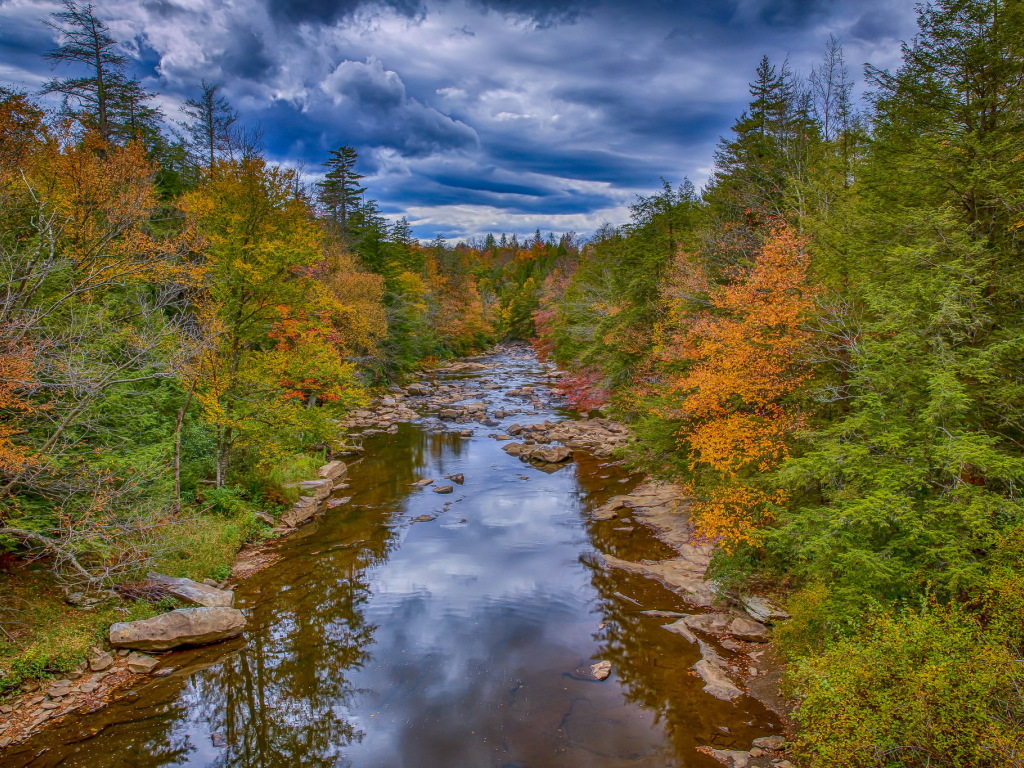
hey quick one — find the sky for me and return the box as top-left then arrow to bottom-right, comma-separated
0,0 -> 917,242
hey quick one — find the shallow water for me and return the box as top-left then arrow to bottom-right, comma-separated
6,349 -> 779,767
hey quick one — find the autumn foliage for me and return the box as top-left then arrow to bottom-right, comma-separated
656,223 -> 816,547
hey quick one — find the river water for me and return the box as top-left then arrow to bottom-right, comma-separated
6,348 -> 778,767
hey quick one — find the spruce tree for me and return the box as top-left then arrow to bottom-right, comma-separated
41,0 -> 131,142
318,145 -> 366,238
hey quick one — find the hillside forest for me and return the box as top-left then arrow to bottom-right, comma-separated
2,0 -> 1023,763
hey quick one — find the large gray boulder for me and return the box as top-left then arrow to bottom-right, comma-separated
110,607 -> 246,651
148,572 -> 235,608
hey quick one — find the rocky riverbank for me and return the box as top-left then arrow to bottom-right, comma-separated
590,480 -> 799,766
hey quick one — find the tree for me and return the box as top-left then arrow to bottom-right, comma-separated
809,35 -> 854,143
178,80 -> 238,175
41,1 -> 129,142
657,223 -> 817,548
775,0 -> 1024,606
318,145 -> 366,238
108,76 -> 164,148
182,156 -> 368,481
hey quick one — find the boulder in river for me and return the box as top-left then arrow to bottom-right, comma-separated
446,473 -> 465,484
317,460 -> 348,482
280,495 -> 319,528
502,443 -> 523,456
571,660 -> 612,681
526,445 -> 573,463
148,572 -> 235,608
110,607 -> 246,651
433,485 -> 454,494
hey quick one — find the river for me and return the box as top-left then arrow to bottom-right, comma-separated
5,347 -> 779,767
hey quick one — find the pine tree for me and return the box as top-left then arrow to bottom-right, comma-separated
178,80 -> 237,174
108,76 -> 164,148
318,145 -> 366,238
41,0 -> 130,142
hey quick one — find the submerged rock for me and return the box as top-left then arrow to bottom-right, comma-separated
109,607 -> 246,651
148,572 -> 234,608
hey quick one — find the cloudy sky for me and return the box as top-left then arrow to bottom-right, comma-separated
0,0 -> 917,241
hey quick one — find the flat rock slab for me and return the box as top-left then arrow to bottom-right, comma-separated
280,496 -> 319,528
694,658 -> 743,701
149,572 -> 234,608
601,553 -> 716,606
126,652 -> 160,674
89,652 -> 113,672
110,607 -> 246,651
317,460 -> 348,481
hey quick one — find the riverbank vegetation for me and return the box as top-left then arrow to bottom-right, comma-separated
532,0 -> 1024,762
0,1 -> 581,690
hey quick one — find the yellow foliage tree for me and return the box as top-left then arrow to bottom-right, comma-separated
657,222 -> 816,547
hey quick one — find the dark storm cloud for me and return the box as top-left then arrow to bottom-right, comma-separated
221,27 -> 276,80
267,0 -> 425,24
0,0 -> 917,239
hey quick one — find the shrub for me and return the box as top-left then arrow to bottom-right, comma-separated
789,606 -> 1023,768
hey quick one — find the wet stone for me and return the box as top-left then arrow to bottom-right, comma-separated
89,652 -> 113,672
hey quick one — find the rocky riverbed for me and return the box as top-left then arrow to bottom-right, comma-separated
2,344 -> 798,767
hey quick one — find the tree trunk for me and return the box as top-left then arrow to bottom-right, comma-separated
173,378 -> 198,513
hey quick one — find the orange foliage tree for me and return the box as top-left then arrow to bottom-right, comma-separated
656,222 -> 817,547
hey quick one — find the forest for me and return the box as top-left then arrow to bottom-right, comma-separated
2,0 -> 1023,763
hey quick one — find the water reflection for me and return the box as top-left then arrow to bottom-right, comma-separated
6,352 -> 772,768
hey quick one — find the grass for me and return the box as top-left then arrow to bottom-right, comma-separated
0,451 -> 327,695
0,503 -> 267,696
0,566 -> 164,694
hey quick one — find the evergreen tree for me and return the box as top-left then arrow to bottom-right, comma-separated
108,76 -> 164,148
318,145 -> 366,238
178,80 -> 238,174
41,0 -> 132,142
